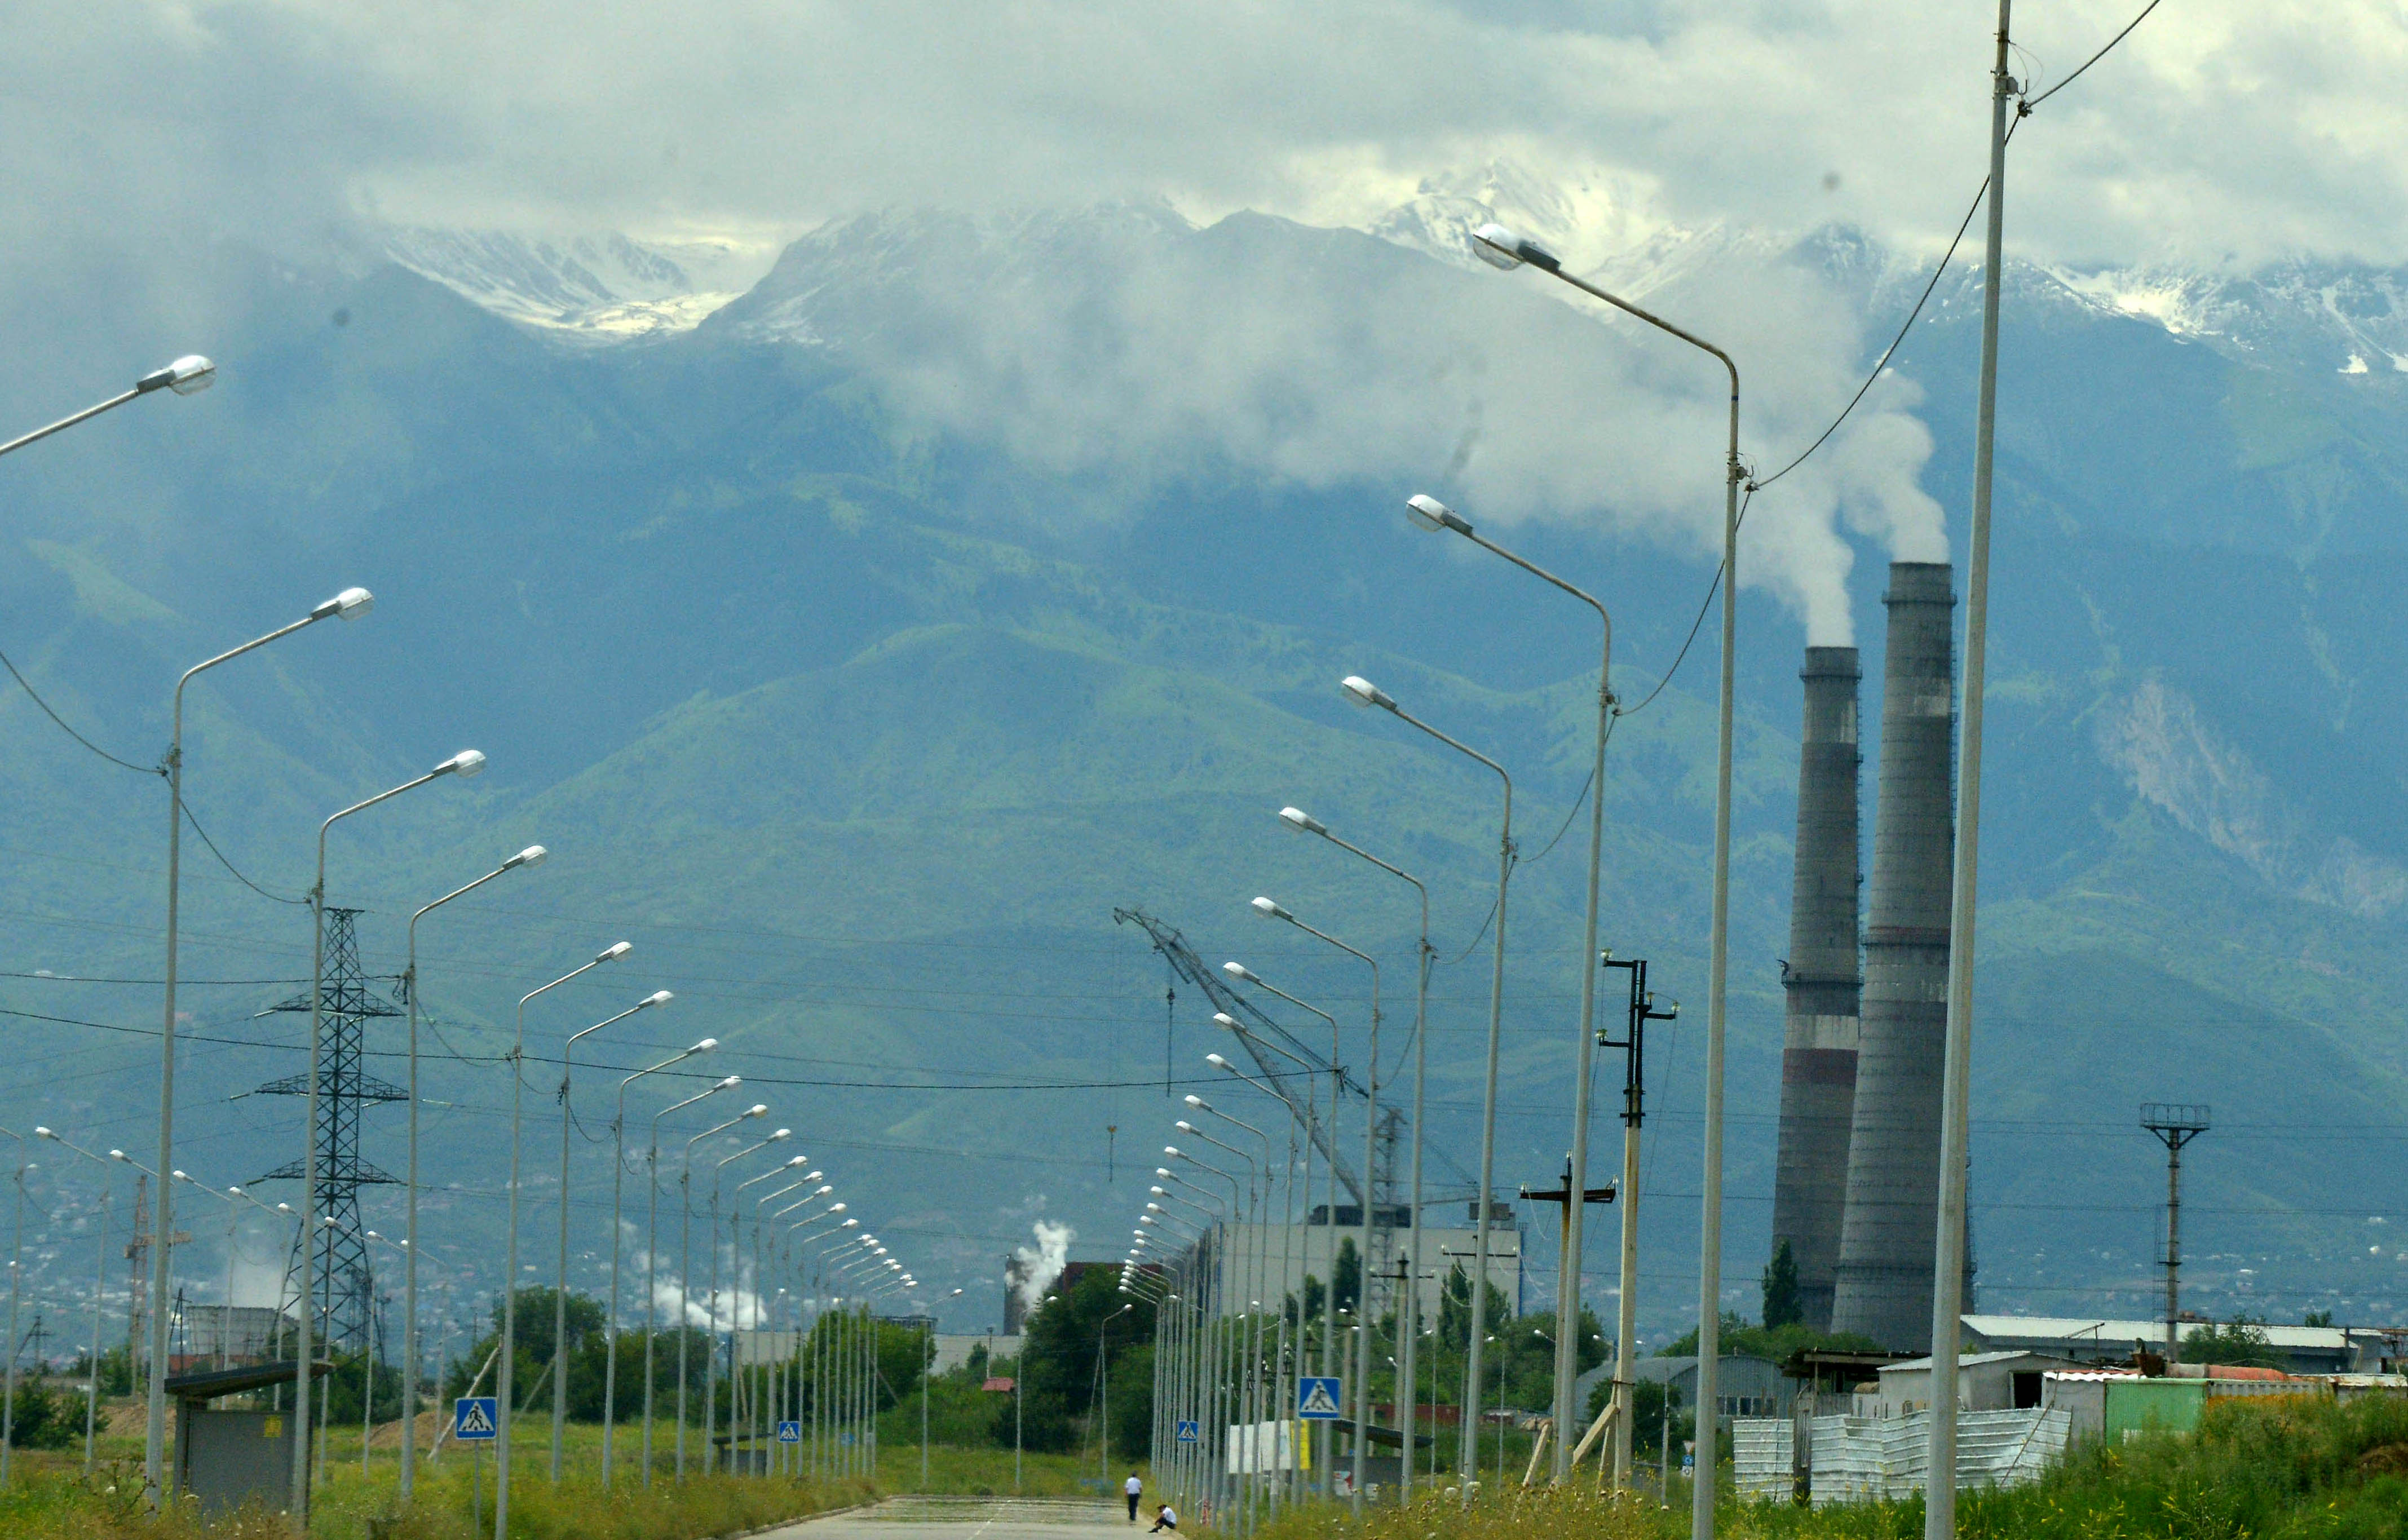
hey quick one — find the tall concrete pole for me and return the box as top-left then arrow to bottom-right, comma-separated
1925,6 -> 2013,1535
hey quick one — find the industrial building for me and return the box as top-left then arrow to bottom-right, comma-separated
1184,1206 -> 1523,1323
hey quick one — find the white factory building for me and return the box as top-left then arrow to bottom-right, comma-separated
1167,1204 -> 1523,1322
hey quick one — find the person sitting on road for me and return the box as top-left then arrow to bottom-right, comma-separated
1125,1472 -> 1142,1521
1148,1502 -> 1178,1533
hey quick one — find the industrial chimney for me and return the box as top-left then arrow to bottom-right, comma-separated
1830,561 -> 1956,1352
1770,645 -> 1862,1332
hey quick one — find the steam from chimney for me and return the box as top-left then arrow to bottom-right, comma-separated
1011,1220 -> 1075,1315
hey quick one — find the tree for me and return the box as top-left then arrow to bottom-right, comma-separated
2304,1309 -> 2335,1328
5,1376 -> 78,1449
1332,1237 -> 1360,1318
1761,1240 -> 1804,1330
2181,1316 -> 2283,1369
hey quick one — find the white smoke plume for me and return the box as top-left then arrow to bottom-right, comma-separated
1011,1220 -> 1075,1316
735,200 -> 1947,648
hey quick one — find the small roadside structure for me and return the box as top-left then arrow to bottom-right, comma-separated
166,1360 -> 330,1519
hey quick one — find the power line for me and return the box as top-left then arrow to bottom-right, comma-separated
2022,0 -> 2165,111
0,647 -> 159,775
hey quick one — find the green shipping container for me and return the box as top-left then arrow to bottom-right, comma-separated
2105,1379 -> 2207,1440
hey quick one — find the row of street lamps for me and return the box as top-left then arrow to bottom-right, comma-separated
0,357 -> 940,1527
1110,214 -> 1748,1515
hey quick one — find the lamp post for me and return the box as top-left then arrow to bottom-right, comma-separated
1202,1052 -> 1306,1506
1217,968 -> 1343,1498
497,941 -> 630,1523
0,354 -> 215,459
0,1130 -> 26,1488
1249,896 -> 1379,1515
737,1169 -> 823,1473
293,750 -> 485,1527
640,1077 -> 741,1484
400,843 -> 546,1505
150,583 -> 373,1507
1276,806 -> 1434,1497
1399,493 -> 1616,1481
553,989 -> 675,1479
1340,674 -> 1514,1484
39,1130 -> 123,1475
605,1044 -> 719,1486
1469,224 -> 1742,1530
678,1109 -> 774,1476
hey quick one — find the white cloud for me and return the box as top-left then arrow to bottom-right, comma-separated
9,1 -> 2408,272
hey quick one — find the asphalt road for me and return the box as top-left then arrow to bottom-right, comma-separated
767,1497 -> 1139,1540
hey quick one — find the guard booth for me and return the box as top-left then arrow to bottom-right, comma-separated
166,1361 -> 330,1518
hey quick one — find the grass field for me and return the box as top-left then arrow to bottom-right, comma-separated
0,1400 -> 1139,1538
1249,1392 -> 2408,1540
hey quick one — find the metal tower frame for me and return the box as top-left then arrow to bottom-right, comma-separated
254,908 -> 407,1352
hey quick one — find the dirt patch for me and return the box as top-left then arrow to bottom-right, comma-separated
2357,1442 -> 2408,1478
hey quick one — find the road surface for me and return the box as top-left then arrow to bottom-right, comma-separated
765,1497 -> 1133,1540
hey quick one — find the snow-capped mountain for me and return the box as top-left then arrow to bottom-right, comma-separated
379,227 -> 780,342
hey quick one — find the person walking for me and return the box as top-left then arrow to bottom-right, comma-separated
1124,1471 -> 1143,1522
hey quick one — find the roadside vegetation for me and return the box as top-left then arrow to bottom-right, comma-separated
1253,1390 -> 2408,1539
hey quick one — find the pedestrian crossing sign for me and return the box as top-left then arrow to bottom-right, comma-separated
1175,1419 -> 1200,1443
777,1420 -> 802,1443
1297,1377 -> 1342,1420
453,1397 -> 498,1441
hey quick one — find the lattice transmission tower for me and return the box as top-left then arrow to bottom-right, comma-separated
254,908 -> 407,1352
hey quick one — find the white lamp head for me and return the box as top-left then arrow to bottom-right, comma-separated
1205,1053 -> 1230,1070
713,1075 -> 743,1091
1341,675 -> 1397,711
138,355 -> 218,395
1155,1167 -> 1173,1179
829,1202 -> 848,1212
32,1128 -> 51,1140
1220,963 -> 1258,986
505,844 -> 547,869
1472,223 -> 1557,271
108,1149 -> 126,1162
643,990 -> 674,1008
765,1126 -> 790,1140
1278,806 -> 1328,837
1251,896 -> 1293,923
743,1103 -> 770,1118
597,940 -> 634,963
1407,493 -> 1474,534
310,586 -> 375,622
1184,1095 -> 1207,1110
436,749 -> 487,779
687,1038 -> 717,1054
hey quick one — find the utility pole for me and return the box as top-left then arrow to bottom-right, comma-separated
1519,1153 -> 1612,1476
1924,4 -> 2016,1535
2141,1106 -> 2210,1371
1599,955 -> 1674,1489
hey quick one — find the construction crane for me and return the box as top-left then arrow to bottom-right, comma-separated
1114,906 -> 1367,1207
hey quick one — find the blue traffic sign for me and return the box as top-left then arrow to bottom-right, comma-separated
1297,1377 -> 1343,1420
1174,1418 -> 1200,1444
453,1396 -> 498,1441
777,1419 -> 802,1443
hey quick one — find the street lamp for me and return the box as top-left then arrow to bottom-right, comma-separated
496,940 -> 629,1523
1278,804 -> 1435,1498
0,355 -> 216,459
400,842 -> 545,1504
293,749 -> 485,1524
602,1039 -> 713,1482
725,1160 -> 813,1473
1340,672 -> 1514,1485
677,1108 -> 774,1476
1251,894 -> 1381,1514
553,987 -> 674,1478
1399,491 -> 1619,1482
1470,223 -> 1742,1523
639,1077 -> 743,1483
148,583 -> 372,1508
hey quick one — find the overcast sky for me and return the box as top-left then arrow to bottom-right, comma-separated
10,1 -> 2405,272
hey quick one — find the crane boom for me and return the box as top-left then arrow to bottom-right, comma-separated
1114,906 -> 1366,1206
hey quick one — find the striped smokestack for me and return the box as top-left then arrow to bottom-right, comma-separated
1770,645 -> 1862,1332
1830,561 -> 1956,1352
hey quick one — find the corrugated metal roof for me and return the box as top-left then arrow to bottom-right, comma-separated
1962,1314 -> 2353,1349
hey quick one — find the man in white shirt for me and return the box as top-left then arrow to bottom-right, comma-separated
1124,1472 -> 1142,1522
